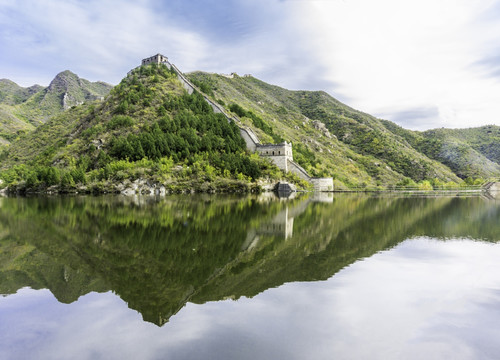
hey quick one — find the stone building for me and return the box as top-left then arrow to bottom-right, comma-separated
142,54 -> 169,66
256,142 -> 293,172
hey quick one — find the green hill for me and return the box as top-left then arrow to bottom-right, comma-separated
0,72 -> 112,147
187,72 -> 462,186
0,64 -> 286,194
381,121 -> 500,180
0,79 -> 44,105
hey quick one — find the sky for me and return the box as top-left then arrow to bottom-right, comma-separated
1,0 -> 500,130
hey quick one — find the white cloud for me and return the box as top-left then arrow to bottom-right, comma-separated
0,0 -> 208,85
289,0 -> 500,129
1,0 -> 500,129
0,0 -> 335,91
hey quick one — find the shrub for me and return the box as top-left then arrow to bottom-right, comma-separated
106,115 -> 134,130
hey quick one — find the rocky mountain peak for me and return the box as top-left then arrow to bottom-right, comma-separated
47,70 -> 79,93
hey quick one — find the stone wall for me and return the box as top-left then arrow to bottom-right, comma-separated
268,155 -> 289,172
287,160 -> 311,181
256,143 -> 293,173
169,63 -> 195,95
239,128 -> 258,151
310,177 -> 334,192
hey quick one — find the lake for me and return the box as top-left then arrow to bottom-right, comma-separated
1,193 -> 499,359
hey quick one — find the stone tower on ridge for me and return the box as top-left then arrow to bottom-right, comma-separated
142,54 -> 169,66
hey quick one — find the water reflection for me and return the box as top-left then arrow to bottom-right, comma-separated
0,194 -> 499,327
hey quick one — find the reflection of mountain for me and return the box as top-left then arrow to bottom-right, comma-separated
0,194 -> 498,326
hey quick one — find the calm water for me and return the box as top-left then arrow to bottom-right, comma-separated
1,193 -> 499,359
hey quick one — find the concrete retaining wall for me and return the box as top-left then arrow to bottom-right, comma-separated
310,178 -> 334,192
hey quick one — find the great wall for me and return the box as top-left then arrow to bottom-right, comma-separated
138,54 -> 334,191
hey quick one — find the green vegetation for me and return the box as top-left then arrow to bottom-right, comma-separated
381,121 -> 500,180
186,72 -> 470,188
0,64 -> 290,194
229,103 -> 284,143
187,71 -> 500,186
0,72 -> 112,148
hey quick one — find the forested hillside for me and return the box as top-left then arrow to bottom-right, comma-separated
381,121 -> 500,180
0,64 -> 288,194
188,72 -> 466,187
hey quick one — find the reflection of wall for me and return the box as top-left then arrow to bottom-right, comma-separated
251,193 -> 333,241
258,207 -> 294,239
3,195 -> 500,328
483,182 -> 500,200
310,192 -> 334,203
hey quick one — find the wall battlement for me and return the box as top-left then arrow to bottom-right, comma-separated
138,54 -> 334,191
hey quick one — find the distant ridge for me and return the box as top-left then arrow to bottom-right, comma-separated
0,72 -> 112,146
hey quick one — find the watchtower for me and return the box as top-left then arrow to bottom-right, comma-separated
256,142 -> 293,172
142,54 -> 169,66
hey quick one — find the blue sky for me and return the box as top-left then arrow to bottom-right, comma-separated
1,0 -> 500,130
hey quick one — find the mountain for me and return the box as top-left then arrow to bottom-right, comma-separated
381,121 -> 500,180
187,72 -> 462,185
0,64 -> 286,194
1,59 -> 499,193
187,71 -> 500,183
0,72 -> 112,147
40,70 -> 112,113
0,79 -> 44,105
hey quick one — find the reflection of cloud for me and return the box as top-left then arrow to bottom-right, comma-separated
413,289 -> 500,360
2,238 -> 500,359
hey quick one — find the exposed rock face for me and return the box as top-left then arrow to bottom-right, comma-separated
116,179 -> 167,196
0,71 -> 113,142
45,70 -> 112,111
312,120 -> 333,139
